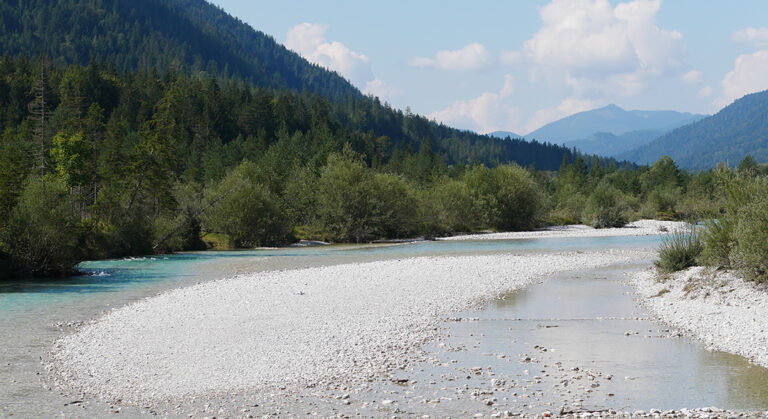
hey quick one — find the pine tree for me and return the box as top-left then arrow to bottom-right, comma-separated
27,56 -> 50,179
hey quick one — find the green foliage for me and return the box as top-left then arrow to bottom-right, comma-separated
51,131 -> 95,187
0,176 -> 83,276
423,179 -> 481,234
487,165 -> 547,231
0,128 -> 31,218
315,152 -> 419,242
731,199 -> 768,282
700,219 -> 734,268
697,174 -> 768,282
203,161 -> 290,248
582,182 -> 628,228
656,229 -> 703,273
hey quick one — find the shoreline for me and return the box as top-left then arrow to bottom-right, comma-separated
630,266 -> 768,369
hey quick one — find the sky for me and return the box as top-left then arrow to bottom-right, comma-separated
208,0 -> 768,135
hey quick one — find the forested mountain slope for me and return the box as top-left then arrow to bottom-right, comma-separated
0,0 -> 359,100
620,90 -> 768,169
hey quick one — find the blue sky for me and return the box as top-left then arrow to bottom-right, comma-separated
209,0 -> 768,135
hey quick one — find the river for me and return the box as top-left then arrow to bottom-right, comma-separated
1,235 -> 767,417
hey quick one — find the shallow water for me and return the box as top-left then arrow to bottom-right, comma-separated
1,234 -> 767,417
418,264 -> 768,413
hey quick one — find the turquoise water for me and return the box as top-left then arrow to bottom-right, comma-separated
0,234 -> 662,318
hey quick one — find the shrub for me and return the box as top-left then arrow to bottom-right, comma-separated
203,161 -> 291,248
491,165 -> 547,231
463,164 -> 546,231
424,179 -> 482,234
315,153 -> 419,242
582,182 -> 627,228
700,218 -> 734,268
656,228 -> 703,273
731,199 -> 768,282
0,176 -> 84,276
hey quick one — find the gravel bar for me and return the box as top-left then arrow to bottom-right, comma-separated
50,249 -> 652,405
440,220 -> 687,241
630,266 -> 768,368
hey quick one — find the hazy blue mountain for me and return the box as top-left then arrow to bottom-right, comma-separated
564,129 -> 666,157
489,131 -> 523,139
526,104 -> 705,144
619,90 -> 768,170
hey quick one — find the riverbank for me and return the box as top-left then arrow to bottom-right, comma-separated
440,220 -> 687,241
50,249 -> 652,407
630,266 -> 768,368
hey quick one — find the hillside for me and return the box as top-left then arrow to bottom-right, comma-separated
0,0 -> 601,171
0,0 -> 360,100
527,104 -> 704,144
620,90 -> 768,169
564,129 -> 666,157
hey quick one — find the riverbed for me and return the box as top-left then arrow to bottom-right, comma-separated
2,226 -> 768,417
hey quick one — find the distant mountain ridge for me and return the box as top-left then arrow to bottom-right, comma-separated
526,104 -> 706,144
564,129 -> 666,157
619,90 -> 768,170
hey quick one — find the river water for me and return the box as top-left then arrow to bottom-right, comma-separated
1,235 -> 767,417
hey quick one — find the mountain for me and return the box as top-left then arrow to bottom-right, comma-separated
564,129 -> 666,157
619,90 -> 768,170
526,104 -> 705,144
0,0 -> 360,101
489,131 -> 523,139
0,0 -> 611,173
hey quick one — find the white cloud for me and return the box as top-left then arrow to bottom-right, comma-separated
698,85 -> 712,98
682,70 -> 703,84
721,49 -> 768,103
500,74 -> 516,97
731,27 -> 768,48
410,43 -> 493,71
525,98 -> 596,133
286,23 -> 373,88
286,23 -> 398,100
521,0 -> 686,98
364,78 -> 400,99
428,75 -> 521,133
500,50 -> 523,66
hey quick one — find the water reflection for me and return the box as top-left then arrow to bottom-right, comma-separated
434,265 -> 768,410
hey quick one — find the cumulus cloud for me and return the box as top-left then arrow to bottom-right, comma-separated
286,23 -> 373,88
410,43 -> 493,71
721,50 -> 768,103
428,75 -> 521,133
521,0 -> 685,98
731,27 -> 768,48
285,23 -> 397,100
525,98 -> 596,133
499,50 -> 523,66
698,85 -> 712,98
364,78 -> 400,99
682,70 -> 703,84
